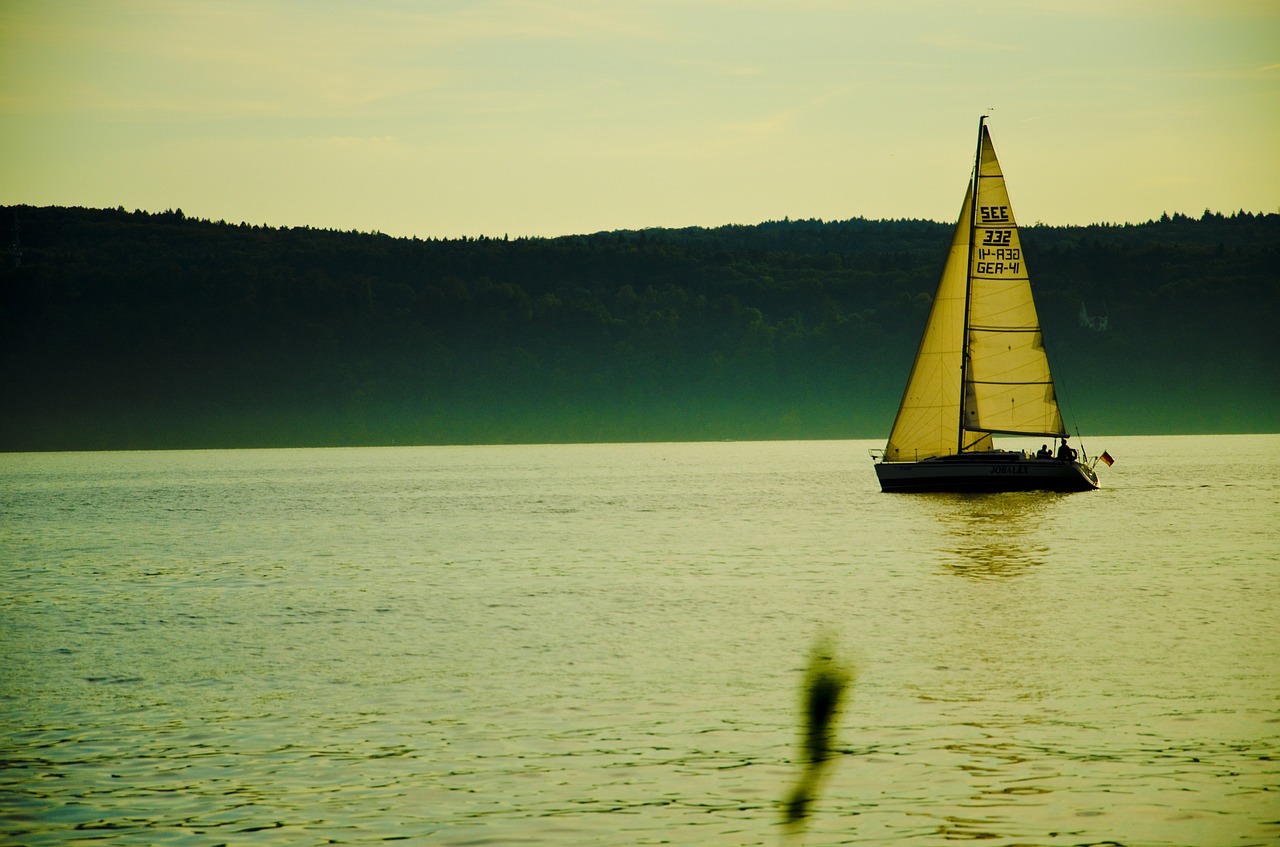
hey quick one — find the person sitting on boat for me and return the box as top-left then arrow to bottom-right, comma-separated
1036,444 -> 1053,459
1057,438 -> 1077,462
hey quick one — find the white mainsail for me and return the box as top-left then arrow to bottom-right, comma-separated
964,127 -> 1065,439
883,123 -> 1064,462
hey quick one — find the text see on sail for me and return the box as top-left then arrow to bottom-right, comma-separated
871,118 -> 1105,493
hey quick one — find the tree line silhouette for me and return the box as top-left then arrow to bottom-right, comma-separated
2,205 -> 1276,450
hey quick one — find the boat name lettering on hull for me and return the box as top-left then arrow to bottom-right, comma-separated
990,464 -> 1029,474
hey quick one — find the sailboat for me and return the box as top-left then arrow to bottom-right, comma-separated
872,118 -> 1099,493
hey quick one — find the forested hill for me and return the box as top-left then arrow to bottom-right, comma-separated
2,205 -> 1277,451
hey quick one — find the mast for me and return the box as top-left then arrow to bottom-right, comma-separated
957,115 -> 985,454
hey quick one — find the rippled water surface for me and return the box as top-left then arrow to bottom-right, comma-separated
2,435 -> 1278,845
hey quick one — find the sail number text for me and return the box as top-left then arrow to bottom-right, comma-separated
977,207 -> 1019,274
975,245 -> 1021,275
979,205 -> 1011,223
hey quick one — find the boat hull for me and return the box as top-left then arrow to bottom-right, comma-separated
874,452 -> 1098,493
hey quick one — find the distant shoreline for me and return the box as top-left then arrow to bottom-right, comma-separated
4,206 -> 1277,452
5,432 -> 1279,457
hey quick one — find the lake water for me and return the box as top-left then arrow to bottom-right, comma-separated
2,435 -> 1277,846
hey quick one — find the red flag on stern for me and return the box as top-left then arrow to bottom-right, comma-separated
1099,451 -> 1114,466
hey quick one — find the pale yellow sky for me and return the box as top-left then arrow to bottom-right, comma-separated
2,0 -> 1277,238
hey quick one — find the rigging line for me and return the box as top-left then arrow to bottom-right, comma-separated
1039,314 -> 1084,441
958,115 -> 986,455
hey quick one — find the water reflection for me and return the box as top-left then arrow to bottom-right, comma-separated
916,493 -> 1062,579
